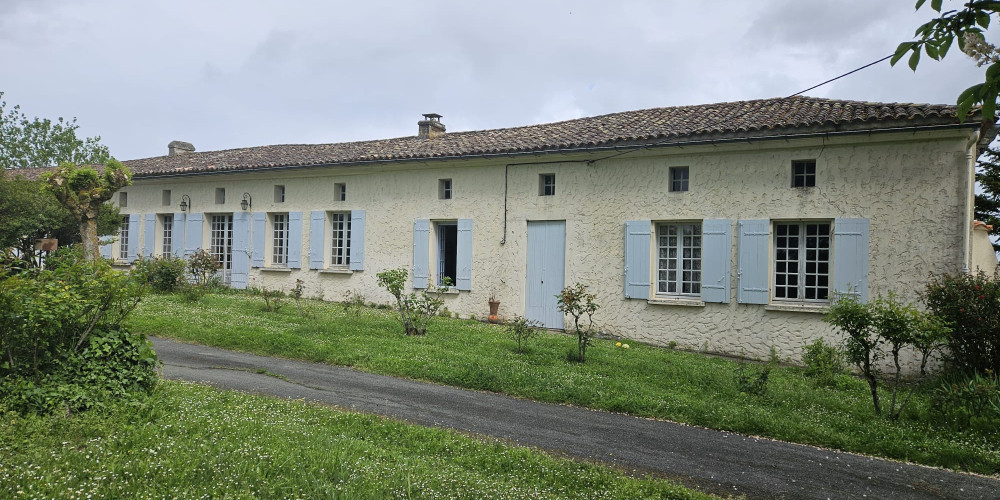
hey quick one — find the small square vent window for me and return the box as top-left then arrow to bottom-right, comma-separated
162,190 -> 171,206
215,188 -> 226,204
792,160 -> 816,188
274,185 -> 285,203
439,179 -> 452,200
669,167 -> 689,192
539,174 -> 555,196
335,183 -> 346,201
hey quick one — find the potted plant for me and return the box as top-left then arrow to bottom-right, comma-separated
488,292 -> 500,323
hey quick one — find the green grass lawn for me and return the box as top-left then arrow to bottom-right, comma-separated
127,292 -> 1000,475
0,381 -> 710,499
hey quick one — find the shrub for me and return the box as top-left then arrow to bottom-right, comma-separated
0,248 -> 155,414
260,287 -> 286,313
825,293 -> 882,414
923,270 -> 1000,376
825,292 -> 947,419
506,316 -> 541,354
342,290 -> 367,316
376,268 -> 446,335
133,255 -> 187,292
556,283 -> 599,362
932,371 -> 1000,431
735,360 -> 772,396
186,249 -> 220,285
802,338 -> 846,386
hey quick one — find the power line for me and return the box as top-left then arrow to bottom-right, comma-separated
588,52 -> 897,164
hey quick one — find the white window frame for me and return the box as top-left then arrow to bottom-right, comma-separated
439,179 -> 452,200
539,174 -> 555,196
162,214 -> 173,256
118,215 -> 129,260
655,222 -> 701,296
271,213 -> 289,267
773,220 -> 831,302
210,214 -> 233,282
330,212 -> 351,267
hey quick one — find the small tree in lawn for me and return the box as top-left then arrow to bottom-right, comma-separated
376,267 -> 445,336
825,293 -> 883,415
42,160 -> 131,261
556,283 -> 599,362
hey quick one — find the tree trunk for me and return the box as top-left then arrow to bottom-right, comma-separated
80,218 -> 99,261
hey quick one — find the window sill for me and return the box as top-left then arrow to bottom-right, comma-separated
764,303 -> 829,314
647,297 -> 705,307
319,268 -> 354,275
259,267 -> 292,273
113,260 -> 130,266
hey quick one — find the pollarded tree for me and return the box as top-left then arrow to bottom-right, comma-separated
43,160 -> 131,261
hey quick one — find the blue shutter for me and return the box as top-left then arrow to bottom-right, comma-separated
127,214 -> 140,263
737,219 -> 770,304
701,219 -> 731,303
350,210 -> 366,271
99,238 -> 113,259
833,218 -> 870,302
143,214 -> 155,257
309,211 -> 326,270
413,219 -> 430,289
624,220 -> 651,299
184,213 -> 203,257
172,212 -> 185,258
231,212 -> 251,289
456,218 -> 473,290
251,213 -> 265,268
287,212 -> 303,269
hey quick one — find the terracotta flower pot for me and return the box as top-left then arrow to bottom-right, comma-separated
488,300 -> 500,323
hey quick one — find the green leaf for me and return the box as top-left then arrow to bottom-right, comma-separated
915,0 -> 927,9
908,48 -> 921,71
930,0 -> 942,11
977,12 -> 991,28
925,42 -> 939,60
891,42 -> 915,66
956,84 -> 983,121
939,33 -> 954,58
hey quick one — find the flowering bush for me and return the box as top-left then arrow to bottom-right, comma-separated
376,268 -> 446,335
556,283 -> 599,362
923,271 -> 1000,376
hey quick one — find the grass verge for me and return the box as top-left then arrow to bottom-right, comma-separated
127,292 -> 1000,475
0,380 -> 711,499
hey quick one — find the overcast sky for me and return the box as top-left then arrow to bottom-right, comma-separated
0,0 -> 988,161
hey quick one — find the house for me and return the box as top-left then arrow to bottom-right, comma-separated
106,96 -> 997,370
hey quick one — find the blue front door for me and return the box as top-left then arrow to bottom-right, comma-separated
526,220 -> 566,329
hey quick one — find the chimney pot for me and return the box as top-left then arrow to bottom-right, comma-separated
417,113 -> 445,139
168,140 -> 195,156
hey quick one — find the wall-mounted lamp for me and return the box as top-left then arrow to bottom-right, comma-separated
179,194 -> 191,213
240,192 -> 252,211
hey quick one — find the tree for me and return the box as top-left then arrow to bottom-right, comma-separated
0,172 -> 120,267
975,146 -> 1000,247
42,161 -> 131,261
892,1 -> 1000,122
0,91 -> 110,169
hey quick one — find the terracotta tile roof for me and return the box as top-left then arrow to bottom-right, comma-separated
8,96 -> 974,180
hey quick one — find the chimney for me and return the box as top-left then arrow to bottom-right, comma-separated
417,113 -> 446,139
168,140 -> 195,156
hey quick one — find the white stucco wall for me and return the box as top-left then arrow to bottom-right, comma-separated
116,128 -> 977,371
971,222 -> 998,274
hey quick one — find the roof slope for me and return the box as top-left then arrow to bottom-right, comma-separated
14,96 -> 973,180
